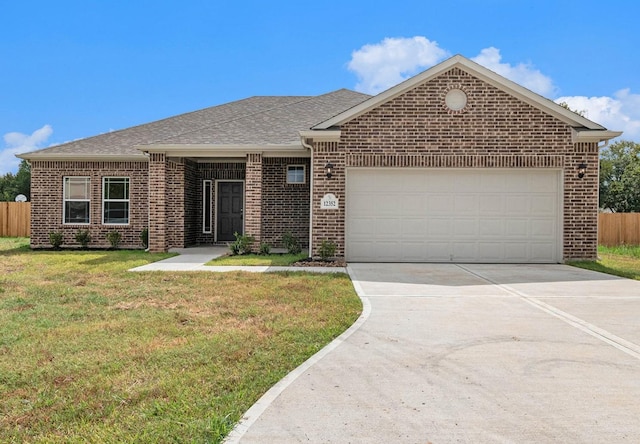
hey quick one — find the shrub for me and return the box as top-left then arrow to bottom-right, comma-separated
228,232 -> 255,255
49,231 -> 63,249
106,231 -> 122,249
282,231 -> 302,254
318,239 -> 337,261
75,229 -> 91,249
259,242 -> 271,255
140,228 -> 149,249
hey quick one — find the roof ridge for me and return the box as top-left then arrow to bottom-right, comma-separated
145,94 -> 316,145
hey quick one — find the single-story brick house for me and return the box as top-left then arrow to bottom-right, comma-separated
19,55 -> 621,262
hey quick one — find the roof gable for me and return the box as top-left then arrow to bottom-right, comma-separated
312,55 -> 610,133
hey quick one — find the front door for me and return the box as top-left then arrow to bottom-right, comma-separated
217,182 -> 244,241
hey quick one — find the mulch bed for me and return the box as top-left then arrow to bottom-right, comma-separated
292,258 -> 347,267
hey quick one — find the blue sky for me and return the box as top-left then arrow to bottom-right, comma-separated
2,0 -> 639,174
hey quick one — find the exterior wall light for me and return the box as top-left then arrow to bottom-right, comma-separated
578,163 -> 587,179
325,162 -> 334,179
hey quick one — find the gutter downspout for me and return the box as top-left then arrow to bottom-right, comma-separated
300,136 -> 314,258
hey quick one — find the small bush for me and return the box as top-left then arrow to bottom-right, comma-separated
318,239 -> 337,261
49,231 -> 63,249
106,231 -> 122,249
75,229 -> 91,249
140,228 -> 149,249
282,231 -> 302,255
259,242 -> 271,255
228,232 -> 255,255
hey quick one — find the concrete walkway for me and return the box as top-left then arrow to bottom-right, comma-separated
128,246 -> 347,273
229,263 -> 640,443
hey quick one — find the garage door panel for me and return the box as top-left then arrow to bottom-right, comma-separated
428,219 -> 452,236
506,219 -> 529,237
453,243 -> 477,261
478,195 -> 505,214
454,195 -> 478,214
531,219 -> 555,237
427,195 -> 453,214
453,219 -> 477,236
479,219 -> 505,236
402,218 -> 427,236
375,218 -> 400,235
531,195 -> 556,214
346,169 -> 560,263
505,196 -> 529,215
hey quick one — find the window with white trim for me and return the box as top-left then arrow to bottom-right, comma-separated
63,177 -> 90,224
103,177 -> 130,224
203,180 -> 212,233
287,165 -> 305,184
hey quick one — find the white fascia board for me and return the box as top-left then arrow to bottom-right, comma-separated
16,153 -> 148,162
136,143 -> 309,158
313,55 -> 605,131
299,130 -> 341,142
572,129 -> 623,143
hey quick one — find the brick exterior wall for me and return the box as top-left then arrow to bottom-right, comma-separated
312,142 -> 345,257
262,157 -> 311,248
245,153 -> 263,247
148,153 -> 167,252
30,160 -> 149,249
310,67 -> 600,261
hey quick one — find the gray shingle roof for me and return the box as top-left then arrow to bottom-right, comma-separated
21,89 -> 370,158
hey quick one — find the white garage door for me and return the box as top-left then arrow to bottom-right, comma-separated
346,168 -> 561,263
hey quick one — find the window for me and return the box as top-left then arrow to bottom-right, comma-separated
63,177 -> 90,224
203,180 -> 212,233
103,177 -> 130,224
287,165 -> 305,184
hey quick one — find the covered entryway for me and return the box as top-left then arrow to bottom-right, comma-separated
346,168 -> 562,263
217,181 -> 244,242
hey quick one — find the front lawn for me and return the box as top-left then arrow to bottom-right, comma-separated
569,245 -> 640,280
0,238 -> 361,443
206,252 -> 308,266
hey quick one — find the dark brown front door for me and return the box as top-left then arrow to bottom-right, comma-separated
217,182 -> 243,241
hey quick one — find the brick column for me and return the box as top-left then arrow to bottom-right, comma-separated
563,142 -> 600,261
311,142 -> 345,258
148,153 -> 168,252
245,153 -> 262,248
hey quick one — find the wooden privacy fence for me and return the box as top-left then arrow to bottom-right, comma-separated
599,213 -> 640,246
0,202 -> 31,237
0,203 -> 638,246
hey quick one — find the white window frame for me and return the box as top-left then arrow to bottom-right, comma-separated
286,165 -> 306,184
102,177 -> 130,225
63,177 -> 91,225
203,180 -> 213,234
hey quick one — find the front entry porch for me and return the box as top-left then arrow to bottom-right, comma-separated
147,153 -> 310,252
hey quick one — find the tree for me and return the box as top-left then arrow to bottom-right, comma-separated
599,140 -> 640,212
0,160 -> 31,201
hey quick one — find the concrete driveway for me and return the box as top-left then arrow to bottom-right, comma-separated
229,264 -> 640,443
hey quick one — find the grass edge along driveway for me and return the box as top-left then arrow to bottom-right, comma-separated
0,238 -> 362,443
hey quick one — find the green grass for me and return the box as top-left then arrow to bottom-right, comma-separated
569,245 -> 640,280
0,238 -> 361,443
206,252 -> 308,266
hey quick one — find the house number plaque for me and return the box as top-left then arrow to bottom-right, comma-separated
321,193 -> 339,209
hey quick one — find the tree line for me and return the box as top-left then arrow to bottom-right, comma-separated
1,143 -> 639,212
0,160 -> 30,202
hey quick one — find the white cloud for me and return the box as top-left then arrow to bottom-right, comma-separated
348,36 -> 450,95
555,89 -> 640,140
1,125 -> 53,175
470,47 -> 555,97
